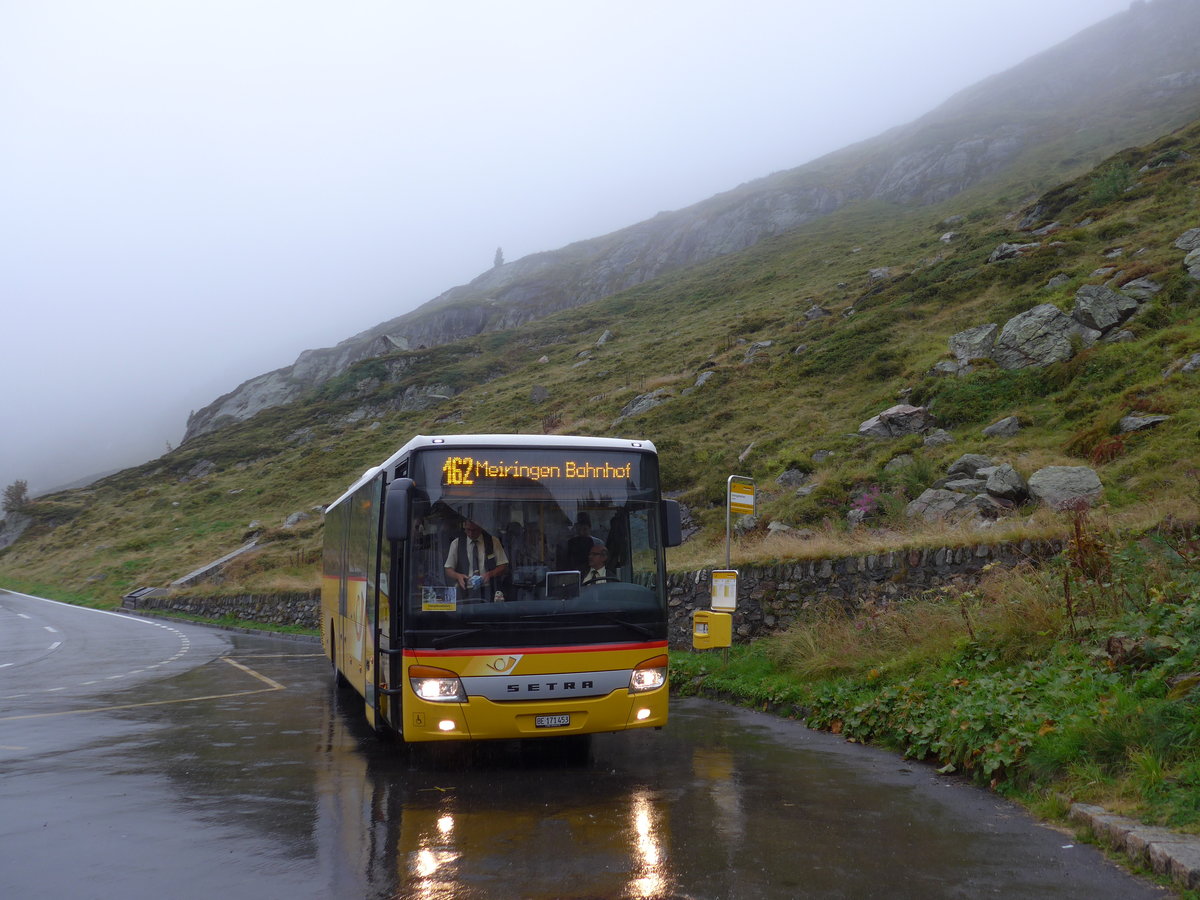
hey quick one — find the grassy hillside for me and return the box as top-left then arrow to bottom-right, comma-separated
2,118 -> 1199,604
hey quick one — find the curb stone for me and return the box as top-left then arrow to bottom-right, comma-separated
1069,802 -> 1200,890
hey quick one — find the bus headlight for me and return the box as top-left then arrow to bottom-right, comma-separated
629,655 -> 668,693
409,665 -> 467,702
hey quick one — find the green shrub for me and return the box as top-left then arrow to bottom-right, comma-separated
925,369 -> 1048,425
1090,163 -> 1135,205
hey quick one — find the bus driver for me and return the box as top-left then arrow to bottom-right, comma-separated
444,519 -> 509,600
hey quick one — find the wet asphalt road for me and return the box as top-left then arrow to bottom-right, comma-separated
0,590 -> 1168,899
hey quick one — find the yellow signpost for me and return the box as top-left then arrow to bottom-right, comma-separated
711,569 -> 737,612
728,480 -> 755,515
725,475 -> 755,569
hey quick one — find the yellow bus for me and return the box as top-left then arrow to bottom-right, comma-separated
321,434 -> 682,743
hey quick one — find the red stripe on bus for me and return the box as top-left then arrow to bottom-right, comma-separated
402,641 -> 667,658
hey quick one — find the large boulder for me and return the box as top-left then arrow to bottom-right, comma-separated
858,404 -> 937,439
1119,277 -> 1162,302
615,389 -> 670,424
992,304 -> 1076,369
905,488 -> 975,522
946,453 -> 994,477
988,242 -> 1040,263
1186,247 -> 1200,280
982,416 -> 1021,438
1027,466 -> 1103,510
1072,284 -> 1140,334
1118,414 -> 1170,433
776,469 -> 811,488
985,463 -> 1028,502
1175,227 -> 1200,252
924,429 -> 955,447
948,323 -> 999,366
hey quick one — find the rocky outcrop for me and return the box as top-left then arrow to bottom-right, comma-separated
943,277 -> 1153,375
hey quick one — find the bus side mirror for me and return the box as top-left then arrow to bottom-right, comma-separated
385,478 -> 416,543
661,499 -> 683,548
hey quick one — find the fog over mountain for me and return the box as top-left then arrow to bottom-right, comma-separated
181,0 -> 1200,444
2,0 -> 1134,494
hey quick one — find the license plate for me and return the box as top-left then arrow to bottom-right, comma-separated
535,714 -> 570,728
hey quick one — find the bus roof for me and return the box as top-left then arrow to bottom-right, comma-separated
325,434 -> 658,512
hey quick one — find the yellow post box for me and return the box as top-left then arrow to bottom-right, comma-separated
692,609 -> 732,650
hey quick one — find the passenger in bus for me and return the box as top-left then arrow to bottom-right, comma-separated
444,519 -> 509,600
582,544 -> 615,585
562,512 -> 603,572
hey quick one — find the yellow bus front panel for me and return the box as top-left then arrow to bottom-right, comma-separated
395,643 -> 668,742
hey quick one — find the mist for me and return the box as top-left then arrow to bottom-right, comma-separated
1,0 -> 1132,495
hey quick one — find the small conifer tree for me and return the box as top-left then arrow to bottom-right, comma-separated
3,479 -> 29,513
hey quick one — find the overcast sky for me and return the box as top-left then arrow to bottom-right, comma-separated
2,0 -> 1133,495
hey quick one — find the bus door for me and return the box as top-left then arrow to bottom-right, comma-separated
376,475 -> 418,732
375,527 -> 402,729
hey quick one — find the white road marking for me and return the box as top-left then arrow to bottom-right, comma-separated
0,590 -> 204,694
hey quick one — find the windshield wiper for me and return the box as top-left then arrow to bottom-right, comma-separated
600,615 -> 656,639
431,628 -> 486,649
519,610 -> 656,639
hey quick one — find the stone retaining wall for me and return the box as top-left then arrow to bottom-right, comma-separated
666,538 -> 1064,648
123,590 -> 321,629
123,538 -> 1065,646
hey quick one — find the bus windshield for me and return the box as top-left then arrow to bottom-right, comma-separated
402,447 -> 667,648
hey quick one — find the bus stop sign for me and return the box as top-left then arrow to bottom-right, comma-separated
728,477 -> 755,515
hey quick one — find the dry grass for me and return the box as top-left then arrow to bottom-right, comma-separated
667,513 -> 1072,572
762,560 -> 1069,680
641,373 -> 686,391
765,599 -> 967,678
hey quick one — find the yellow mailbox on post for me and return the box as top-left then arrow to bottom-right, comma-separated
692,609 -> 732,650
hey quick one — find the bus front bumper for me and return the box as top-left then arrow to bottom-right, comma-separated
399,687 -> 668,742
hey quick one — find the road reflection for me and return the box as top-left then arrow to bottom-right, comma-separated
630,787 -> 666,898
317,703 -> 681,899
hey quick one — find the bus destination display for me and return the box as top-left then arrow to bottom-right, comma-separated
441,455 -> 634,486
